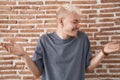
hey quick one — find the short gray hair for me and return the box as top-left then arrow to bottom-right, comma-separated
56,4 -> 80,18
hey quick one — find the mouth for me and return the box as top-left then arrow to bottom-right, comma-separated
71,29 -> 78,37
72,29 -> 78,33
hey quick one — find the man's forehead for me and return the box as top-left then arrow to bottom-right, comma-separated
68,11 -> 80,17
68,14 -> 80,20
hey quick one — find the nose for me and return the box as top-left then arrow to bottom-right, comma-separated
75,25 -> 79,30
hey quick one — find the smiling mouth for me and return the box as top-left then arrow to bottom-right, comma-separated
72,29 -> 78,32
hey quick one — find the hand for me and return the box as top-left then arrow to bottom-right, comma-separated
103,41 -> 120,54
1,39 -> 25,56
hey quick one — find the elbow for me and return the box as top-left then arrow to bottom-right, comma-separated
33,73 -> 41,79
86,66 -> 94,72
33,71 -> 42,79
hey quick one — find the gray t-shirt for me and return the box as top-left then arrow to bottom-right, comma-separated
32,31 -> 92,80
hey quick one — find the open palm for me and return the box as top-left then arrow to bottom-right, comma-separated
1,40 -> 25,56
104,41 -> 120,54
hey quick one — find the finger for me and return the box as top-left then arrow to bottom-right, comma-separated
8,47 -> 11,53
8,46 -> 16,54
5,45 -> 11,52
1,43 -> 13,47
1,43 -> 12,52
1,43 -> 8,50
0,43 -> 2,46
1,43 -> 8,47
10,39 -> 15,46
1,43 -> 5,47
114,45 -> 120,52
109,41 -> 120,48
119,43 -> 120,50
112,41 -> 120,44
9,46 -> 15,53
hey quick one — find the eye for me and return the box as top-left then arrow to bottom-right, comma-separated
72,22 -> 76,24
72,21 -> 78,24
72,20 -> 79,24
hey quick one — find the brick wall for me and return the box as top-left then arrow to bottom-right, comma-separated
0,0 -> 120,80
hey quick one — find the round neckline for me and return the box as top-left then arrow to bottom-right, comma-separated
53,32 -> 74,43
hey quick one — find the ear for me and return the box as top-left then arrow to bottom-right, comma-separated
58,18 -> 64,26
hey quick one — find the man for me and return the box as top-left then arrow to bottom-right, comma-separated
1,4 -> 120,80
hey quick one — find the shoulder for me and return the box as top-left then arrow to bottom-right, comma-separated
39,32 -> 53,42
77,31 -> 88,39
77,31 -> 91,47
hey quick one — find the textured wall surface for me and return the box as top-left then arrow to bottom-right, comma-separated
0,0 -> 120,80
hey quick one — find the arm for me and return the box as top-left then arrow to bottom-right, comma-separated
1,41 -> 42,79
22,53 -> 42,79
86,41 -> 120,72
86,50 -> 105,71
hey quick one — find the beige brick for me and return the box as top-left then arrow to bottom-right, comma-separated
80,28 -> 98,32
77,6 -> 90,9
20,29 -> 44,33
0,76 -> 21,79
46,11 -> 56,14
96,69 -> 107,73
0,25 -> 8,28
0,1 -> 16,5
101,27 -> 120,32
0,71 -> 16,74
36,24 -> 57,28
19,70 -> 31,74
4,38 -> 28,42
101,0 -> 120,3
19,1 -> 43,5
80,19 -> 96,23
16,34 -> 39,37
36,15 -> 56,19
45,1 -> 69,4
17,20 -> 42,24
0,61 -> 13,65
0,30 -> 18,33
0,15 -> 8,19
0,20 -> 16,24
85,74 -> 98,78
116,13 -> 120,16
12,6 -> 30,10
20,11 -> 45,14
40,6 -> 58,10
100,8 -> 120,13
23,76 -> 35,80
110,70 -> 120,73
82,10 -> 97,14
10,15 -> 34,19
0,34 -> 14,37
72,1 -> 97,4
89,23 -> 114,27
106,65 -> 120,68
0,6 -> 11,10
0,56 -> 21,60
0,11 -> 18,14
91,4 -> 119,9
11,25 -> 34,29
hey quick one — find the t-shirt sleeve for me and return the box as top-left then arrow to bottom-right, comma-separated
85,36 -> 92,69
32,37 -> 44,71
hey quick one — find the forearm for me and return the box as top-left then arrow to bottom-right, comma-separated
22,53 -> 42,79
86,50 -> 105,71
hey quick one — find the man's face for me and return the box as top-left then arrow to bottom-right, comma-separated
62,12 -> 80,37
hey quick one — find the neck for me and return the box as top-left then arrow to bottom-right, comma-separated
55,27 -> 70,40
